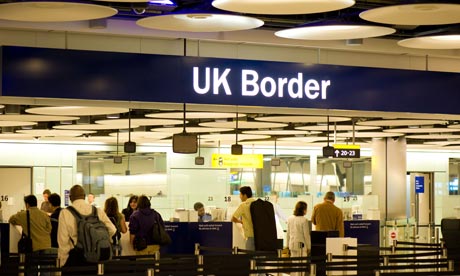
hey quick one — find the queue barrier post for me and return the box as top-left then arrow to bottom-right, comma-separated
310,263 -> 316,276
54,258 -> 61,276
97,263 -> 104,275
18,253 -> 26,276
194,243 -> 200,255
197,254 -> 204,274
250,259 -> 257,276
146,268 -> 154,276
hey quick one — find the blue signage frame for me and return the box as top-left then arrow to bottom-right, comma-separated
2,46 -> 460,114
415,176 -> 425,194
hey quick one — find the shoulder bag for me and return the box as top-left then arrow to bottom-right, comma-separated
152,212 -> 171,246
18,210 -> 33,254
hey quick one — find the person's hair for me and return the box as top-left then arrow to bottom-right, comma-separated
324,191 -> 335,201
239,186 -> 253,198
69,185 -> 86,202
194,202 -> 204,211
293,201 -> 307,216
137,195 -> 151,209
24,195 -> 38,207
43,189 -> 51,196
126,195 -> 138,210
48,193 -> 61,207
104,197 -> 120,217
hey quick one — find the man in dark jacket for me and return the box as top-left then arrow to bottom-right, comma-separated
129,195 -> 165,255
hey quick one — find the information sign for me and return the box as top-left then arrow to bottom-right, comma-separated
332,144 -> 360,158
211,154 -> 263,168
415,176 -> 425,193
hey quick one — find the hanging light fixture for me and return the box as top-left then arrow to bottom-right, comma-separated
137,0 -> 263,32
212,0 -> 355,15
0,1 -> 117,22
360,3 -> 460,26
275,18 -> 395,41
398,34 -> 460,49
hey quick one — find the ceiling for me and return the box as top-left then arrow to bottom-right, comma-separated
0,0 -> 459,41
3,101 -> 460,152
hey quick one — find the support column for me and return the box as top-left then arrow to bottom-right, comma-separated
371,137 -> 407,221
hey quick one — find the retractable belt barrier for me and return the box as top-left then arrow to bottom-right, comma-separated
1,242 -> 459,276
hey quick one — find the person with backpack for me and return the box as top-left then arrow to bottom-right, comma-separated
129,195 -> 166,255
104,197 -> 127,255
57,185 -> 116,270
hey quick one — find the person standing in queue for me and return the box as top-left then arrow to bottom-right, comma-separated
286,201 -> 311,260
311,191 -> 344,237
48,193 -> 62,248
129,195 -> 165,255
122,195 -> 138,221
231,186 -> 256,250
40,189 -> 53,215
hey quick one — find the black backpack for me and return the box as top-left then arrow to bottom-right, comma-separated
67,206 -> 112,263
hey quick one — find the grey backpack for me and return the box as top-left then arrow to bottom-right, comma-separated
67,206 -> 112,263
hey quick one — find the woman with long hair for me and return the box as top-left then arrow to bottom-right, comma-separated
122,195 -> 138,221
104,197 -> 128,255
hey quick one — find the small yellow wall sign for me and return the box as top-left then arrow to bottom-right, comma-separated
211,154 -> 264,168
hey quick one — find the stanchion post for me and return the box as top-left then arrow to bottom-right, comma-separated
250,259 -> 257,276
97,263 -> 104,275
310,263 -> 316,276
54,257 -> 61,276
374,270 -> 380,276
233,246 -> 239,255
154,251 -> 160,260
18,253 -> 25,276
448,260 -> 454,272
194,243 -> 200,255
147,268 -> 155,276
197,254 -> 204,275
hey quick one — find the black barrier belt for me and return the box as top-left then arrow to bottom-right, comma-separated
382,251 -> 443,258
198,245 -> 234,253
395,241 -> 443,247
378,272 -> 458,276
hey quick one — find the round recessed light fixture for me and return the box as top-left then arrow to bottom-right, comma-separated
360,3 -> 460,25
398,35 -> 460,49
212,0 -> 355,15
137,13 -> 263,32
0,2 -> 117,22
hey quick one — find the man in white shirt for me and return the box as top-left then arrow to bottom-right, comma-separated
57,185 -> 116,268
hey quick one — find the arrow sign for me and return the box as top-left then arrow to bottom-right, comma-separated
332,144 -> 361,158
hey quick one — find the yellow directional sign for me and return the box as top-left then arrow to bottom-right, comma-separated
211,154 -> 264,168
332,144 -> 361,158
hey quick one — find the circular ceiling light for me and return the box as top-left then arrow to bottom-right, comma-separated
0,2 -> 117,22
26,106 -> 128,116
137,13 -> 263,32
359,3 -> 460,25
275,24 -> 395,40
212,0 -> 355,15
398,35 -> 460,49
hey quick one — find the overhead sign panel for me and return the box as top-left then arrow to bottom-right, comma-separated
2,46 -> 460,114
332,144 -> 360,158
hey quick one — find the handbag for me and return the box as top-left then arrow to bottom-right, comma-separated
18,210 -> 33,254
152,221 -> 171,246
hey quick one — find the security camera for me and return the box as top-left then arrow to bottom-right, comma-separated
132,7 -> 146,15
131,3 -> 148,15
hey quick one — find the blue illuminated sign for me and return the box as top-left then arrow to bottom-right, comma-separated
415,176 -> 425,194
2,46 -> 460,114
